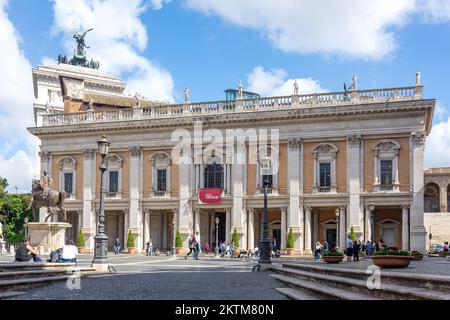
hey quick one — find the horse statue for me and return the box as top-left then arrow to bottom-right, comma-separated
29,179 -> 66,222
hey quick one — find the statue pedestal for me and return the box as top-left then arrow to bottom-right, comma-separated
27,222 -> 72,252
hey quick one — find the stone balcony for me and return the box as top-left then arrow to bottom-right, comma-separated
37,85 -> 423,127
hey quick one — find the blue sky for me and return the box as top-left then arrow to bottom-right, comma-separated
1,0 -> 450,192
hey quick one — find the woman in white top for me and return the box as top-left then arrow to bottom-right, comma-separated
61,240 -> 78,263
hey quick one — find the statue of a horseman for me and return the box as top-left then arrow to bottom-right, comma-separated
30,171 -> 66,222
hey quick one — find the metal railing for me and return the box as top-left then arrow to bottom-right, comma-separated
38,85 -> 423,127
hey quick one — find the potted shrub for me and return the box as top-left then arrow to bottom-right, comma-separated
232,227 -> 240,256
322,250 -> 344,263
286,227 -> 295,255
371,249 -> 413,268
76,229 -> 86,253
411,250 -> 424,261
127,230 -> 136,254
175,229 -> 183,255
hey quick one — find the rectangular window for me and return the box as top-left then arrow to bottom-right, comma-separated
380,160 -> 393,189
64,172 -> 73,194
157,169 -> 167,192
109,171 -> 119,193
319,163 -> 331,188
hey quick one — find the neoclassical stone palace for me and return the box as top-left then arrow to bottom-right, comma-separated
28,63 -> 435,253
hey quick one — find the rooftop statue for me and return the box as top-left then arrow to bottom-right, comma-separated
73,28 -> 93,59
416,70 -> 421,86
293,80 -> 299,95
184,87 -> 190,103
57,28 -> 100,70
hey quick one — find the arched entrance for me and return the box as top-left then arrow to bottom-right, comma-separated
424,183 -> 440,212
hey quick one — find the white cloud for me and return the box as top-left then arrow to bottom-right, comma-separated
247,66 -> 326,97
419,0 -> 450,22
433,101 -> 448,123
0,0 -> 36,193
149,0 -> 171,10
424,117 -> 450,168
51,0 -> 174,102
184,0 -> 416,59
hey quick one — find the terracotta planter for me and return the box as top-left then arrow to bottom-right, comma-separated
78,248 -> 87,254
412,255 -> 423,261
438,252 -> 448,257
371,255 -> 413,268
322,255 -> 344,263
286,248 -> 295,256
127,247 -> 136,254
234,247 -> 240,257
176,247 -> 183,255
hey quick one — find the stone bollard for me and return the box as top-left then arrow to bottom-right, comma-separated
9,245 -> 15,255
39,246 -> 45,255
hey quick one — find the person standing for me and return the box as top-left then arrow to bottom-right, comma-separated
322,240 -> 329,253
346,236 -> 353,262
204,242 -> 210,255
272,238 -> 277,252
147,239 -> 153,256
314,242 -> 322,262
114,238 -> 121,255
443,241 -> 449,252
230,242 -> 235,259
193,240 -> 200,260
352,240 -> 360,262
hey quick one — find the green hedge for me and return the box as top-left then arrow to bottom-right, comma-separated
127,230 -> 135,248
175,229 -> 182,247
76,229 -> 85,247
232,227 -> 239,247
287,227 -> 294,248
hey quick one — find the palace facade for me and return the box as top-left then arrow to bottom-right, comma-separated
28,63 -> 435,253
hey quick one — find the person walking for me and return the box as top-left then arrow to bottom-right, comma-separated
314,242 -> 322,262
322,240 -> 329,253
346,236 -> 353,262
114,238 -> 121,255
204,242 -> 210,255
352,240 -> 360,262
193,240 -> 200,260
443,241 -> 449,252
185,235 -> 195,259
220,242 -> 226,258
230,242 -> 235,259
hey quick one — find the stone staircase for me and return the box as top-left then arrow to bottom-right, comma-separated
0,262 -> 96,298
269,262 -> 450,300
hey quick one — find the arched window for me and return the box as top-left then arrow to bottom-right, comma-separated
424,183 -> 440,212
256,146 -> 279,194
204,156 -> 223,189
57,156 -> 77,199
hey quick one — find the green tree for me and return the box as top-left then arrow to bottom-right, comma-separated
175,229 -> 182,247
0,176 -> 8,209
287,227 -> 295,248
350,225 -> 357,241
232,227 -> 239,247
127,230 -> 135,248
76,229 -> 85,247
0,193 -> 32,243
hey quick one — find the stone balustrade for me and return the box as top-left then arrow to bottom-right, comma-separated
39,85 -> 423,127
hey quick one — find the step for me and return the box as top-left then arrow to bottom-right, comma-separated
0,262 -> 76,271
279,262 -> 450,292
271,265 -> 450,300
0,275 -> 70,290
0,269 -> 67,279
271,274 -> 379,300
0,291 -> 27,299
274,287 -> 325,300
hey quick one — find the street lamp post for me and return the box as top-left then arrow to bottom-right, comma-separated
258,179 -> 271,264
369,202 -> 375,242
92,135 -> 110,270
335,208 -> 340,251
214,217 -> 219,257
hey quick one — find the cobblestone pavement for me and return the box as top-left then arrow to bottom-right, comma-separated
2,253 -> 288,300
277,255 -> 450,276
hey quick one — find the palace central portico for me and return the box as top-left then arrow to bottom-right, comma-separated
28,62 -> 434,254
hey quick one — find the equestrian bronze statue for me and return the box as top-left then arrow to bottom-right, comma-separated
29,171 -> 66,222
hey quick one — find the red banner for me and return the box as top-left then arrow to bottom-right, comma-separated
198,188 -> 221,204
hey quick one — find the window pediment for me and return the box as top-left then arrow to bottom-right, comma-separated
312,143 -> 338,157
105,154 -> 123,169
373,140 -> 400,153
57,156 -> 77,170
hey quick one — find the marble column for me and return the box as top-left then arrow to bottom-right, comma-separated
288,138 -> 303,253
247,208 -> 255,251
347,135 -> 362,238
123,209 -> 129,251
402,205 -> 410,250
209,212 -> 214,246
144,209 -> 151,249
304,206 -> 312,254
440,185 -> 448,213
225,208 -> 231,243
178,145 -> 192,248
129,146 -> 143,251
81,149 -> 95,250
280,206 -> 287,251
365,206 -> 372,242
313,211 -> 319,244
339,207 -> 346,249
194,208 -> 201,243
410,132 -> 427,252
